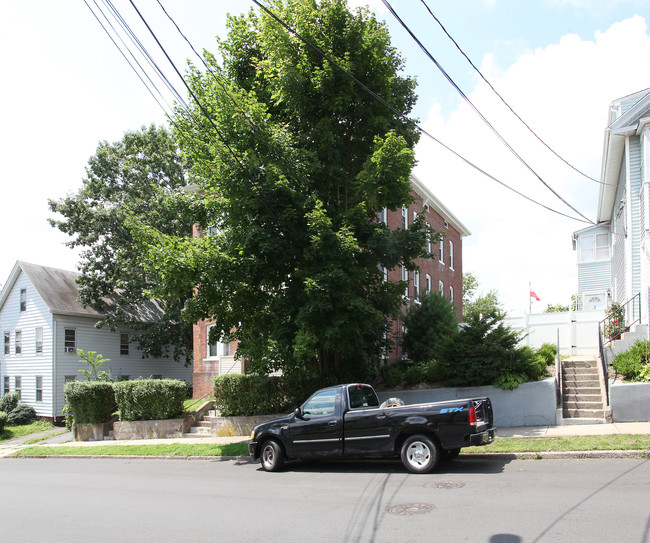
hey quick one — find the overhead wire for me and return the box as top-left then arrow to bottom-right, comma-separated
249,0 -> 592,224
381,0 -> 594,224
418,0 -> 605,185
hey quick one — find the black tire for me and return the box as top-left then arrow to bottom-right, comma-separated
260,439 -> 285,472
440,448 -> 461,462
400,434 -> 440,474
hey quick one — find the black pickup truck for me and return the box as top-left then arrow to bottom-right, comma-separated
249,383 -> 496,473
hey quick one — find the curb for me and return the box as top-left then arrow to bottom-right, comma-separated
2,454 -> 254,462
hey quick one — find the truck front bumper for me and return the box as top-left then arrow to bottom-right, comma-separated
248,441 -> 258,459
469,427 -> 496,446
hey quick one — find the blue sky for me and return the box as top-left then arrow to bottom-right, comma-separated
1,0 -> 650,315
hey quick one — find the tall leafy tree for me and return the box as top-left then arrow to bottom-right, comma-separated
135,0 -> 436,380
48,124 -> 194,363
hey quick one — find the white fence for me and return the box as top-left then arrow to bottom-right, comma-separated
504,310 -> 605,357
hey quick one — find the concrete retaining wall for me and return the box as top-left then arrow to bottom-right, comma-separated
113,419 -> 186,440
610,382 -> 650,422
73,421 -> 114,441
210,414 -> 285,436
377,378 -> 558,427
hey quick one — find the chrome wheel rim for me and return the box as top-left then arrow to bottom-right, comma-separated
406,441 -> 430,468
262,444 -> 275,468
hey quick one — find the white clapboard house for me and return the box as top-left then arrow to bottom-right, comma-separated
0,261 -> 192,421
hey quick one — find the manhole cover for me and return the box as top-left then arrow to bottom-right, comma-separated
387,503 -> 435,516
424,481 -> 466,490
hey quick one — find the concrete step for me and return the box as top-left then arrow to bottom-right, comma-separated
563,409 -> 606,418
563,400 -> 604,410
186,426 -> 211,435
561,417 -> 607,425
563,393 -> 602,402
563,386 -> 601,394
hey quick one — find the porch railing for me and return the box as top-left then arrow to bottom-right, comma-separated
598,292 -> 641,348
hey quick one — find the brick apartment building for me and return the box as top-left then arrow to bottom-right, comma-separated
192,174 -> 470,397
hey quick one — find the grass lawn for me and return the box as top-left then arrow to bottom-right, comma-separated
10,434 -> 650,458
14,441 -> 250,457
0,420 -> 56,441
465,434 -> 650,454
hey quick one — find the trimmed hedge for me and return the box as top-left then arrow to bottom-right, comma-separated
65,381 -> 116,425
0,411 -> 7,433
213,374 -> 289,416
114,379 -> 186,421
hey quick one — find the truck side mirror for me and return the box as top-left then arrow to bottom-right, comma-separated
294,407 -> 304,419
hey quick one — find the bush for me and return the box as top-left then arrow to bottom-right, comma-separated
213,374 -> 291,416
6,404 -> 37,425
64,381 -> 116,425
380,363 -> 404,388
0,392 -> 19,415
114,379 -> 187,421
0,411 -> 7,433
424,359 -> 447,383
402,364 -> 425,386
536,343 -> 557,366
612,340 -> 650,381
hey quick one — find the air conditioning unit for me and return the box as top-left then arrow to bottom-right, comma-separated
65,347 -> 75,353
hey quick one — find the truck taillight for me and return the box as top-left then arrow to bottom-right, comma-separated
469,406 -> 477,426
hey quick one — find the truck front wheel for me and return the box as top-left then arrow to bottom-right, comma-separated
260,439 -> 285,472
400,435 -> 440,474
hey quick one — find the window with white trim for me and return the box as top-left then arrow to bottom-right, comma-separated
401,206 -> 408,229
4,332 -> 9,355
402,266 -> 409,297
578,233 -> 609,262
449,241 -> 454,270
3,376 -> 9,394
439,280 -> 444,294
36,376 -> 43,402
439,239 -> 444,264
35,327 -> 43,354
15,376 -> 21,400
120,333 -> 129,356
450,286 -> 454,302
425,274 -> 431,294
207,325 -> 231,358
379,207 -> 387,224
20,289 -> 26,312
414,271 -> 420,300
64,329 -> 76,353
15,330 -> 22,355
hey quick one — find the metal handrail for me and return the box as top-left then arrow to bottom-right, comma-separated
184,392 -> 215,416
599,292 -> 641,348
598,326 -> 610,406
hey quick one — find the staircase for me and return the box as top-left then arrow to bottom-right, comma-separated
184,406 -> 220,437
562,358 -> 608,423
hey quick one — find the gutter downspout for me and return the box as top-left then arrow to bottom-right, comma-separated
52,316 -> 57,422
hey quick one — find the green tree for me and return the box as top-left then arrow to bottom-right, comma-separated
402,293 -> 458,363
48,124 -> 194,363
135,0 -> 434,381
462,272 -> 503,320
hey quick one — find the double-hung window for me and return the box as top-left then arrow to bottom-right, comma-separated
20,289 -> 26,312
36,376 -> 43,402
402,266 -> 409,297
401,206 -> 408,229
449,241 -> 455,270
120,333 -> 129,356
35,327 -> 43,354
15,330 -> 22,355
3,332 -> 9,355
439,239 -> 444,264
414,271 -> 420,300
64,329 -> 76,353
15,376 -> 22,400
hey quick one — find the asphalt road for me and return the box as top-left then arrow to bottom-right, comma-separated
1,455 -> 649,542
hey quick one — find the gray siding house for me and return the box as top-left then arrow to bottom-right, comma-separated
573,89 -> 650,324
0,261 -> 192,421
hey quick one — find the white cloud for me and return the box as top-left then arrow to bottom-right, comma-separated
413,15 -> 650,315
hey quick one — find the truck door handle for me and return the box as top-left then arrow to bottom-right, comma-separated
376,414 -> 387,419
328,420 -> 338,426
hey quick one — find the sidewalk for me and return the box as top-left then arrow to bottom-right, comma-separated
1,422 -> 649,458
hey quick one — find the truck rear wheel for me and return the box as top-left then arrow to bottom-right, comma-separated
260,440 -> 285,472
400,435 -> 440,474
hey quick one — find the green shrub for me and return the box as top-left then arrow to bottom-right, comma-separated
380,363 -> 404,388
213,374 -> 291,416
612,340 -> 650,381
0,392 -> 19,415
536,343 -> 557,365
424,359 -> 447,383
64,381 -> 116,425
114,379 -> 187,421
7,404 -> 37,425
402,364 -> 425,386
0,411 -> 7,433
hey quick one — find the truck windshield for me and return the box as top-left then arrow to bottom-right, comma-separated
347,385 -> 379,409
